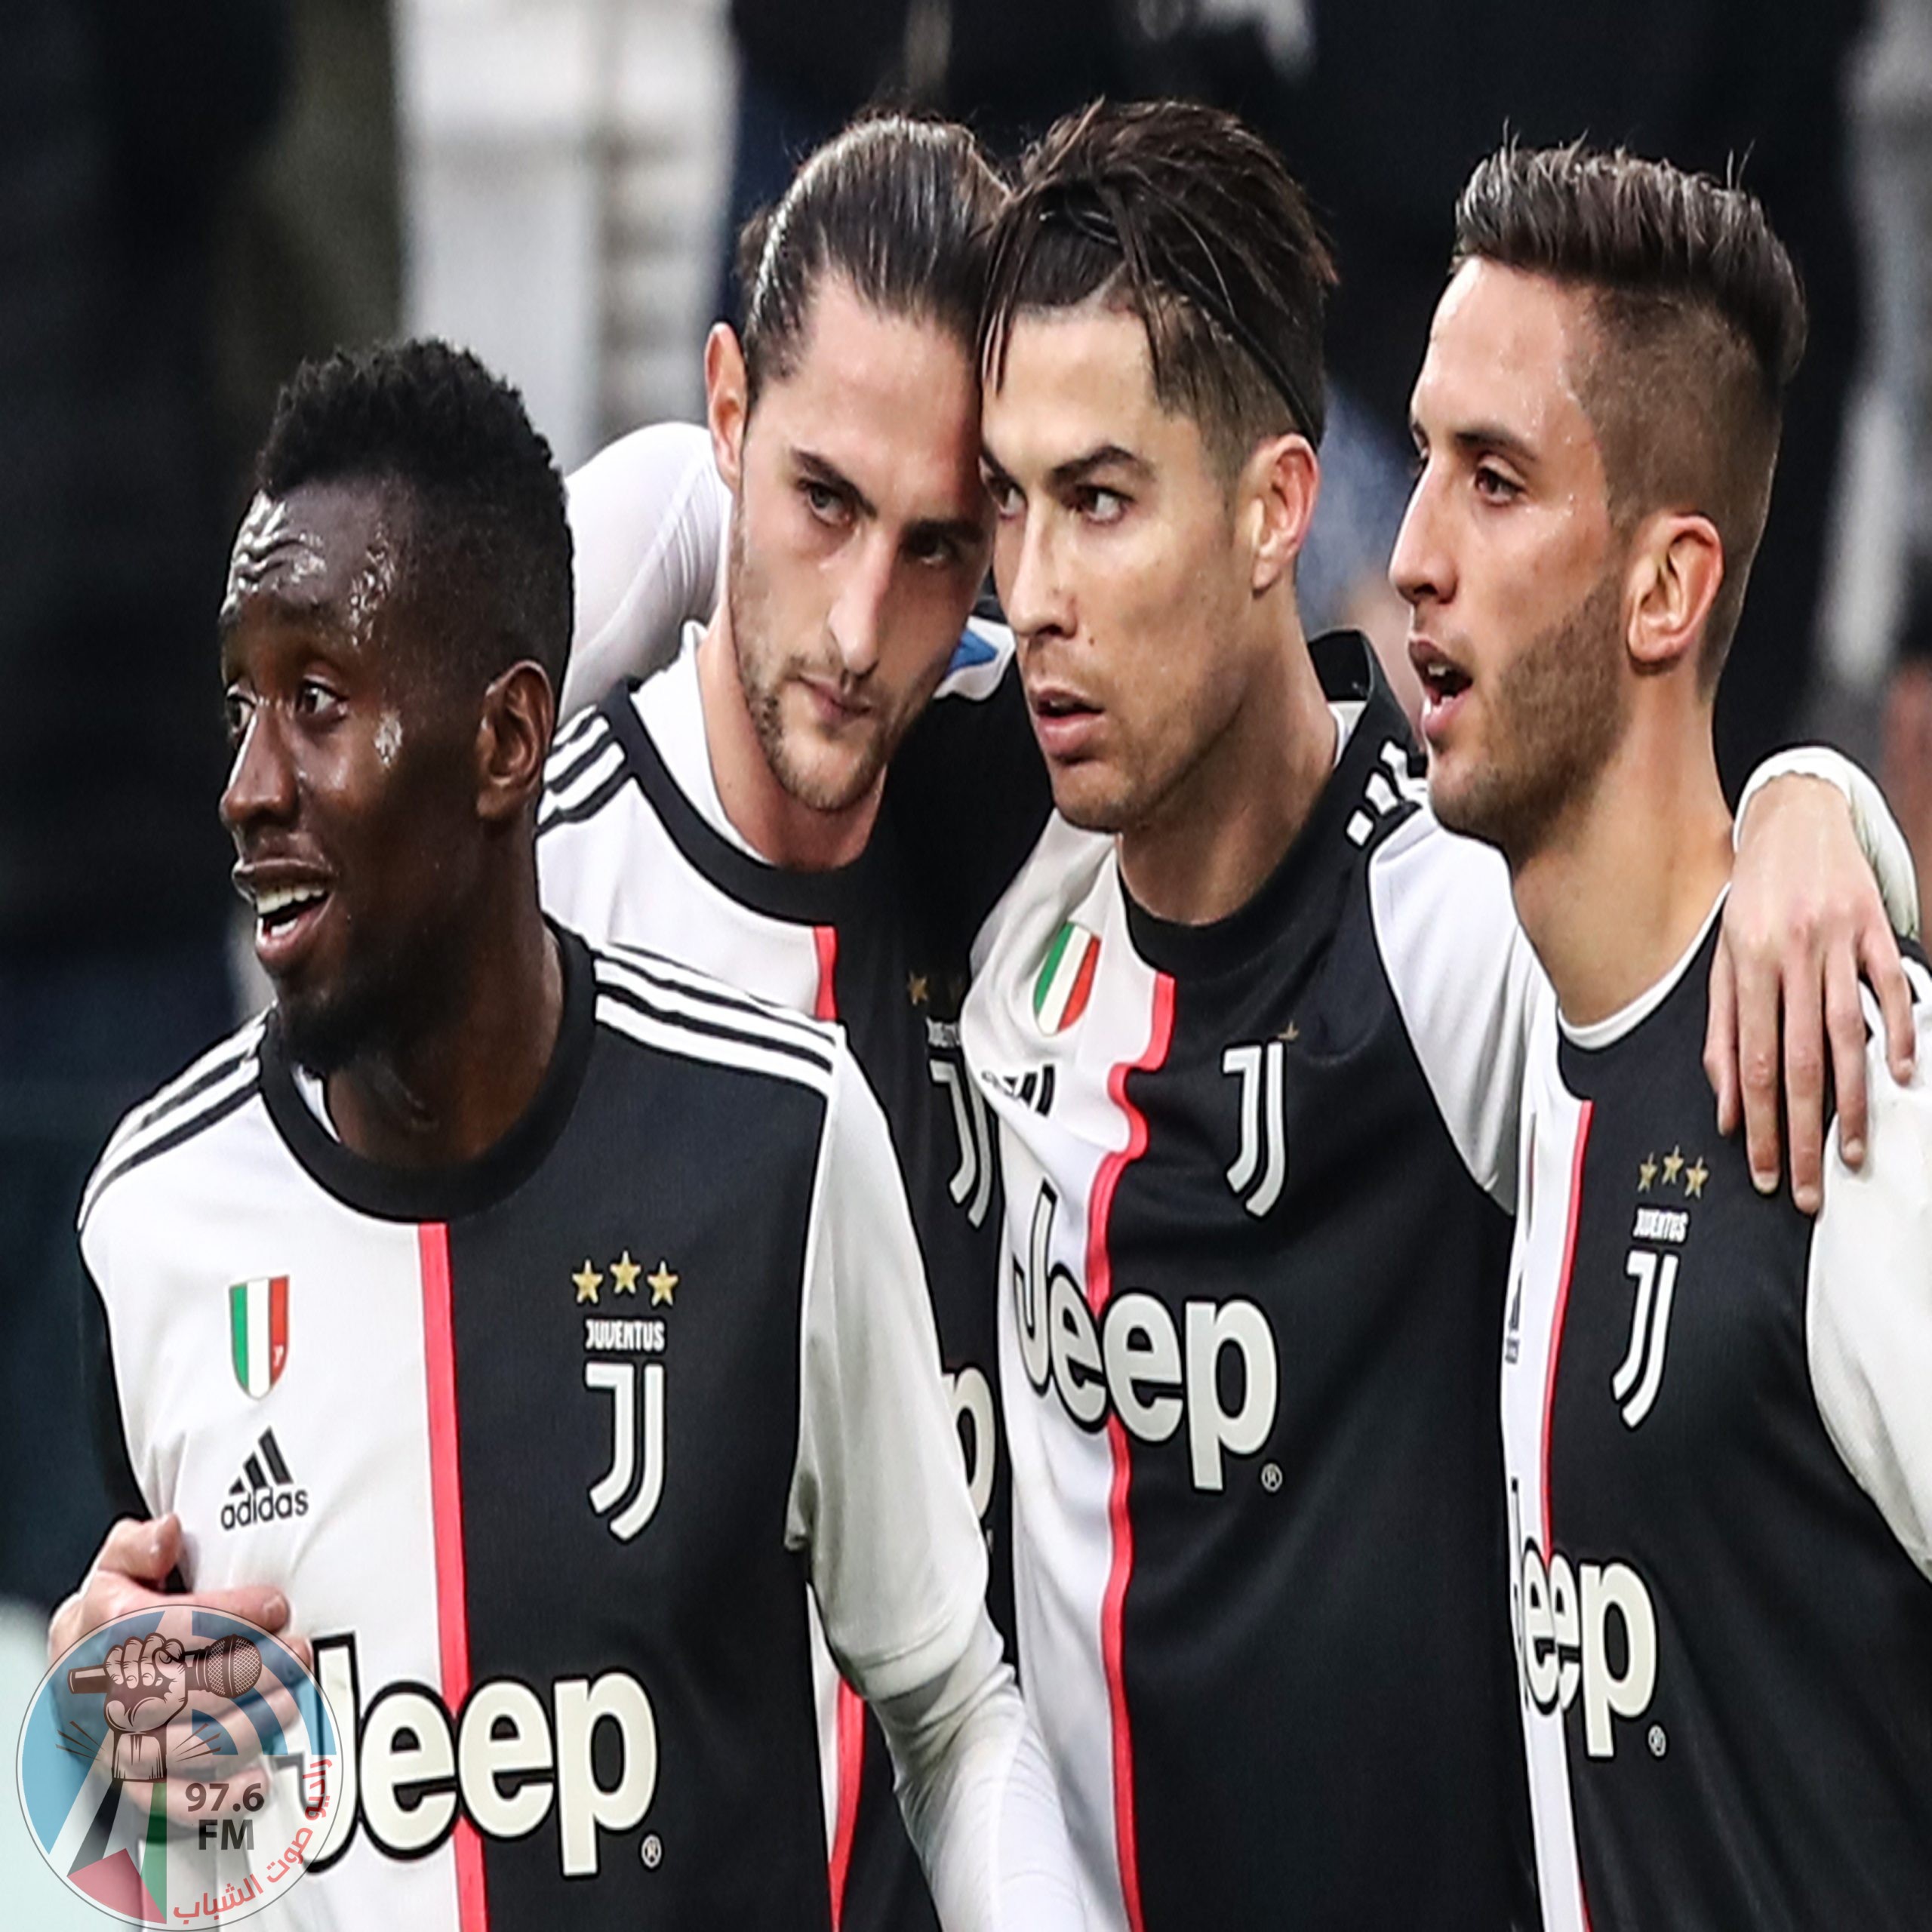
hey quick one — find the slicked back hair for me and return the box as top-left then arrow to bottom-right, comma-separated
256,339 -> 574,697
1453,142 -> 1807,687
980,99 -> 1337,484
734,114 -> 1006,408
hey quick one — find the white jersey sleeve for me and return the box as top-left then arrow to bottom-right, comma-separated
1806,962 -> 1932,1578
561,422 -> 731,719
787,1044 -> 1083,1926
1370,744 -> 1912,1220
786,1043 -> 989,1692
1367,808 -> 1545,1214
872,1619 -> 1088,1932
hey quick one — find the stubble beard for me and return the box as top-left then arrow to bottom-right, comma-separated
1430,568 -> 1629,866
725,516 -> 899,817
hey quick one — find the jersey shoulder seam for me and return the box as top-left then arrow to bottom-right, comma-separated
589,942 -> 843,1093
80,1034 -> 266,1233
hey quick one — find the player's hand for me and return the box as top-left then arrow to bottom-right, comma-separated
48,1514 -> 309,1670
1709,774 -> 1918,1213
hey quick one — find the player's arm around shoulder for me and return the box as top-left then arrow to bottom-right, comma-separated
560,420 -> 728,719
1807,959 -> 1932,1577
789,1041 -> 1085,1930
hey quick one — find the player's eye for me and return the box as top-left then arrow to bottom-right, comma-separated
983,475 -> 1023,521
1473,463 -> 1523,503
223,690 -> 254,746
294,678 -> 343,721
801,479 -> 851,528
906,533 -> 962,570
1075,485 -> 1128,525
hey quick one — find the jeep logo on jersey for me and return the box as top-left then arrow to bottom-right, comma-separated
310,1636 -> 658,1876
943,1364 -> 997,1521
1512,1519 -> 1659,1758
1014,1183 -> 1278,1491
1222,1041 -> 1287,1217
585,1360 -> 665,1540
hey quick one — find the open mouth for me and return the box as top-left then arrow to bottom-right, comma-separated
1408,640 -> 1472,741
1032,691 -> 1096,719
245,878 -> 332,968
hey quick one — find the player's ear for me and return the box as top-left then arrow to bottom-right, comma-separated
1243,432 -> 1319,597
475,661 -> 555,826
705,324 -> 750,494
1627,510 -> 1724,677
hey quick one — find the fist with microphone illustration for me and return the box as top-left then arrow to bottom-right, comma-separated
68,1633 -> 261,1783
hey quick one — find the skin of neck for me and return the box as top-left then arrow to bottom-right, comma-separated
1118,592 -> 1339,927
325,846 -> 565,1169
1510,683 -> 1734,1029
694,605 -> 884,870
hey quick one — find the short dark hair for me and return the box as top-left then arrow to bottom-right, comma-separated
1453,141 -> 1807,685
980,99 -> 1337,480
734,113 -> 1007,408
255,339 -> 574,694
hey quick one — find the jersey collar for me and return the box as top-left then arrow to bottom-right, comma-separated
1122,631 -> 1416,979
258,922 -> 598,1223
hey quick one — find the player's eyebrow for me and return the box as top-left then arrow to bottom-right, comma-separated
792,448 -> 875,519
977,440 -> 1151,495
1048,445 -> 1149,492
797,446 -> 983,550
1450,423 -> 1540,469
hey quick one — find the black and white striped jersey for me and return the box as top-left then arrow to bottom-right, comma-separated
961,635 -> 1543,1931
78,928 -> 992,1932
1503,910 -> 1932,1931
534,626 -> 1048,1932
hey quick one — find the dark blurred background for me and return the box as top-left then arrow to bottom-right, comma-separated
2,0 -> 1927,1724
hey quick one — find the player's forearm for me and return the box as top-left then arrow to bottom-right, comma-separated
872,1616 -> 1087,1932
1736,746 -> 1922,940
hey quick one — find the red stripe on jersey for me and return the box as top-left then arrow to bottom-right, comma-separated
808,924 -> 862,1924
1541,1102 -> 1596,1932
813,926 -> 839,1022
1540,1102 -> 1594,1549
420,1222 -> 490,1932
1060,933 -> 1101,1031
827,1682 -> 866,1927
1086,971 -> 1177,1932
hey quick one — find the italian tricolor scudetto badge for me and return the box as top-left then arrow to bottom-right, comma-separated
1032,921 -> 1100,1034
230,1276 -> 289,1398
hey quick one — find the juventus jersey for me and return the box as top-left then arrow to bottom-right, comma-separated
532,627 -> 1042,1932
1503,909 -> 1932,1931
961,635 -> 1544,1931
79,928 -> 991,1932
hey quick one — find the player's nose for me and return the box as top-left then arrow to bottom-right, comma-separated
220,704 -> 297,838
1389,468 -> 1452,611
997,504 -> 1072,645
827,533 -> 895,679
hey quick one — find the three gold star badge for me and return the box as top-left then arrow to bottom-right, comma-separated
1636,1148 -> 1707,1198
572,1251 -> 679,1305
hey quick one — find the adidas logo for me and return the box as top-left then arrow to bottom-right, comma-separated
220,1428 -> 309,1531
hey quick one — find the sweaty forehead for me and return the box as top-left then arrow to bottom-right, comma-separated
1416,260 -> 1598,454
221,478 -> 405,641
